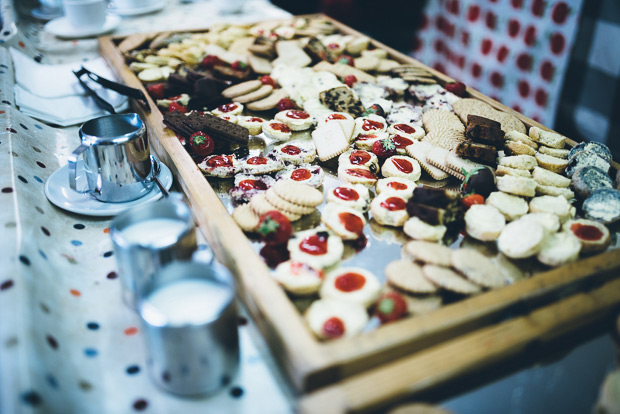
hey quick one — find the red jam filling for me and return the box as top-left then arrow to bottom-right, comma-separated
323,317 -> 345,339
346,168 -> 376,179
381,197 -> 406,211
327,43 -> 340,50
286,110 -> 310,119
339,212 -> 364,235
357,134 -> 379,141
206,155 -> 232,168
218,103 -> 238,113
387,181 -> 408,190
391,135 -> 414,149
238,179 -> 267,191
246,156 -> 267,165
299,233 -> 328,255
270,122 -> 291,133
281,145 -> 302,155
570,223 -> 603,241
326,113 -> 347,120
394,124 -> 416,134
392,158 -> 413,174
333,187 -> 359,201
335,272 -> 366,292
247,117 -> 263,122
362,119 -> 384,131
349,150 -> 372,165
291,169 -> 311,181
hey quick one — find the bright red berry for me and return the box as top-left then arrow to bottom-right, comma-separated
147,83 -> 165,100
445,81 -> 466,97
257,211 -> 292,245
337,54 -> 354,66
277,98 -> 298,112
201,54 -> 225,68
187,131 -> 214,157
375,292 -> 408,323
462,194 -> 485,210
259,244 -> 290,268
168,102 -> 187,113
231,60 -> 247,71
260,75 -> 277,87
344,74 -> 358,88
372,138 -> 397,160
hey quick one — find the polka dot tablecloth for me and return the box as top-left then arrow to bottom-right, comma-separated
0,12 -> 293,414
412,0 -> 585,127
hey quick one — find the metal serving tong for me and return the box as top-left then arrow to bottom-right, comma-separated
73,66 -> 150,114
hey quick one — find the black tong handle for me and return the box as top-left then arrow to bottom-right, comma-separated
73,66 -> 151,114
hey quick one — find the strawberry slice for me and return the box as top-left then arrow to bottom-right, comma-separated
344,74 -> 358,88
147,83 -> 165,100
168,102 -> 187,113
372,138 -> 396,160
462,194 -> 485,210
375,292 -> 408,323
260,75 -> 277,87
258,211 -> 292,245
277,98 -> 298,112
445,81 -> 467,97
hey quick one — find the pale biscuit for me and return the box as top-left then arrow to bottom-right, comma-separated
385,260 -> 438,294
497,219 -> 545,259
320,267 -> 381,308
313,121 -> 350,161
234,84 -> 274,104
222,80 -> 262,99
375,177 -> 416,199
422,264 -> 481,295
452,98 -> 526,134
493,110 -> 527,134
273,40 -> 312,67
497,155 -> 537,170
530,195 -> 574,223
496,165 -> 532,178
536,231 -> 581,267
272,180 -> 323,207
538,146 -> 569,159
376,59 -> 401,73
305,299 -> 368,340
247,89 -> 289,111
535,184 -> 575,200
265,188 -> 316,215
504,140 -> 536,156
403,217 -> 447,242
464,204 -> 506,241
321,203 -> 366,240
422,109 -> 465,132
486,191 -> 529,221
250,192 -> 302,221
535,152 -> 568,174
531,167 -> 571,188
404,240 -> 452,267
232,203 -> 260,232
451,249 -> 506,289
446,152 -> 484,176
382,155 -> 422,181
406,142 -> 452,181
426,146 -> 462,180
505,130 -> 538,149
288,229 -> 344,269
313,61 -> 376,83
529,126 -> 565,149
370,193 -> 409,227
248,54 -> 273,74
273,261 -> 324,296
354,55 -> 380,71
496,175 -> 537,197
518,212 -> 560,235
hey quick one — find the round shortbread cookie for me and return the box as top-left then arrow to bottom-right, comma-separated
321,203 -> 366,240
529,195 -> 572,223
212,102 -> 244,116
422,109 -> 464,132
404,240 -> 452,267
273,260 -> 324,296
387,123 -> 425,141
465,204 -> 506,241
338,165 -> 378,187
497,219 -> 545,259
536,231 -> 581,267
237,116 -> 265,135
234,84 -> 274,104
274,109 -> 315,131
421,264 -> 481,295
265,188 -> 316,215
338,149 -> 379,170
272,180 -> 323,207
353,115 -> 387,137
403,217 -> 447,242
354,132 -> 389,151
250,192 -> 302,221
326,184 -> 370,212
222,80 -> 262,99
381,155 -> 422,181
320,267 -> 381,308
451,249 -> 506,288
376,177 -> 416,199
305,299 -> 368,340
486,191 -> 529,221
370,193 -> 409,227
288,229 -> 344,269
518,212 -> 560,235
496,175 -> 537,197
263,120 -> 293,141
385,260 -> 438,294
232,203 -> 259,232
271,141 -> 316,165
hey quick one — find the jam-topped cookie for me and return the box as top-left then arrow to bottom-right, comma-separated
229,174 -> 275,204
240,153 -> 284,175
263,120 -> 293,141
326,183 -> 370,212
375,177 -> 416,199
387,122 -> 425,141
212,102 -> 244,116
338,149 -> 379,171
276,163 -> 325,188
288,229 -> 344,269
198,154 -> 240,178
381,155 -> 421,181
353,114 -> 387,138
320,267 -> 381,308
273,260 -> 325,295
370,193 -> 409,227
271,140 -> 317,164
321,203 -> 367,240
305,299 -> 368,340
274,109 -> 315,131
237,116 -> 265,135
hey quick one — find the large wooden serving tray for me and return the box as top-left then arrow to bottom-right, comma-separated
100,14 -> 620,397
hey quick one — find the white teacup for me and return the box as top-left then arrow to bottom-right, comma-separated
113,0 -> 152,10
63,0 -> 107,30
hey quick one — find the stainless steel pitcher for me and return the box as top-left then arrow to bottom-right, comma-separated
69,113 -> 155,203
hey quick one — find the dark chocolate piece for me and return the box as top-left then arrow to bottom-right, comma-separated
407,202 -> 462,226
467,114 -> 501,130
411,187 -> 461,209
455,141 -> 497,165
465,124 -> 505,148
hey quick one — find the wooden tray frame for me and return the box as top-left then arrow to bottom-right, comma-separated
100,14 -> 620,396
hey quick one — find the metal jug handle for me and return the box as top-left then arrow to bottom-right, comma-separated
68,144 -> 90,193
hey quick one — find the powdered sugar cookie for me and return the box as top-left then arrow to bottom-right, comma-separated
320,267 -> 381,308
274,109 -> 315,131
321,203 -> 366,240
370,193 -> 409,227
376,177 -> 416,199
198,154 -> 240,178
326,184 -> 370,212
381,155 -> 421,181
288,229 -> 344,269
305,299 -> 368,340
276,164 -> 324,188
273,261 -> 324,296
